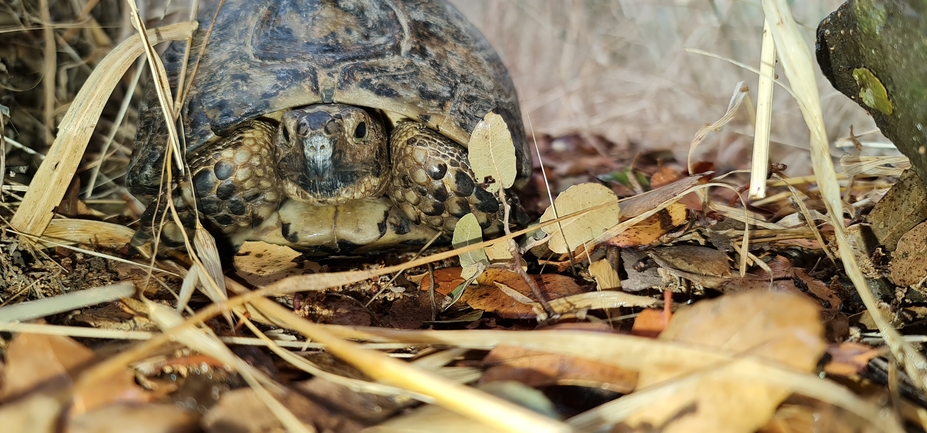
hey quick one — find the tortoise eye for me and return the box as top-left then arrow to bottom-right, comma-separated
354,122 -> 367,139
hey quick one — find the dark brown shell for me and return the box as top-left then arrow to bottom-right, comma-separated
129,0 -> 530,195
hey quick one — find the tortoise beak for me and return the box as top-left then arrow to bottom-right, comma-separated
303,135 -> 334,177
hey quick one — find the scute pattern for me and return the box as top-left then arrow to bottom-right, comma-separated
127,0 -> 531,255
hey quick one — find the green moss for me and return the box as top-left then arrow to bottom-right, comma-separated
853,68 -> 894,116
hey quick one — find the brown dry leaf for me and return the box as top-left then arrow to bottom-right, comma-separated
1,333 -> 148,414
627,290 -> 826,433
889,220 -> 927,287
868,169 -> 927,252
793,269 -> 843,313
203,387 -> 363,433
40,219 -> 136,250
855,304 -> 897,331
0,394 -> 64,433
368,382 -> 557,433
418,267 -> 467,296
482,345 -> 636,394
540,183 -> 620,254
420,268 -> 587,319
631,308 -> 668,339
605,203 -> 687,248
69,403 -> 200,433
470,269 -> 587,319
759,399 -> 861,433
650,166 -> 686,189
234,241 -> 307,286
823,343 -> 882,377
648,245 -> 732,289
618,174 -> 707,219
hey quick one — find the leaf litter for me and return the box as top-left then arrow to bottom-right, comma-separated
0,1 -> 921,433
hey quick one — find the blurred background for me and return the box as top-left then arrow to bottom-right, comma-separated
449,0 -> 885,175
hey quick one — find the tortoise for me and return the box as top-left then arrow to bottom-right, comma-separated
127,0 -> 531,256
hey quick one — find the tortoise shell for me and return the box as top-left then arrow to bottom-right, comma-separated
129,0 -> 531,193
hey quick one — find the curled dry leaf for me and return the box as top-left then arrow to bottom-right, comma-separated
648,245 -> 731,278
40,219 -> 136,250
468,111 -> 517,193
605,202 -> 687,248
540,183 -> 621,254
648,244 -> 732,289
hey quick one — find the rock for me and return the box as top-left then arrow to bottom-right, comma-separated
816,0 -> 927,185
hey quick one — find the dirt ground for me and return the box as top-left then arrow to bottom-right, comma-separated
0,1 -> 920,433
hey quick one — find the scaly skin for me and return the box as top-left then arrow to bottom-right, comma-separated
131,105 -> 517,255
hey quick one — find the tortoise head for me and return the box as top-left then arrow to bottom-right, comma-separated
273,105 -> 390,205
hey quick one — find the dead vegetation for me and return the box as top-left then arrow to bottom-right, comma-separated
0,1 -> 922,433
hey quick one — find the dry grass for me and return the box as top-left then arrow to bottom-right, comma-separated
0,1 -> 914,432
452,0 -> 890,174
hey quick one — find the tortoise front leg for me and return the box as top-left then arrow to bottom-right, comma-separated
131,120 -> 284,252
387,121 -> 512,237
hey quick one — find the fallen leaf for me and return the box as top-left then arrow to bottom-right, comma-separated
868,169 -> 927,251
452,213 -> 489,280
368,381 -> 558,432
0,394 -> 64,433
650,166 -> 686,189
823,343 -> 882,377
0,333 -> 148,414
234,241 -> 307,287
483,345 -> 636,393
69,403 -> 200,433
628,290 -> 826,433
889,220 -> 927,286
419,268 -> 588,319
468,111 -> 517,193
589,259 -> 621,290
618,174 -> 707,219
540,183 -> 621,254
605,203 -> 687,248
631,309 -> 668,338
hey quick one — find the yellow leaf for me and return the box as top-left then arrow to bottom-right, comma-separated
468,112 -> 517,193
452,213 -> 489,280
539,183 -> 620,254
